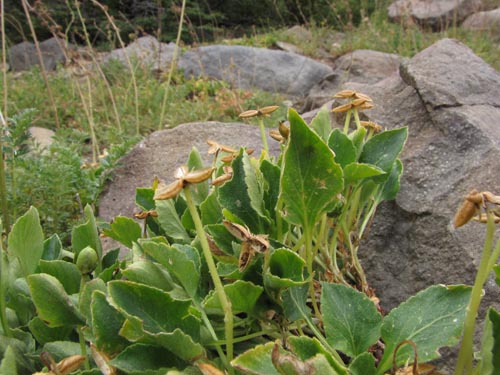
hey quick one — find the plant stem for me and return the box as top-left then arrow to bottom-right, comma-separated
0,111 -> 9,234
0,242 -> 11,337
184,187 -> 234,374
77,326 -> 90,370
258,118 -> 269,155
454,213 -> 499,375
343,110 -> 352,134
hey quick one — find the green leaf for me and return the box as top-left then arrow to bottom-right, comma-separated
282,284 -> 311,322
122,260 -> 174,292
187,147 -> 209,204
71,205 -> 103,263
200,190 -> 222,226
156,199 -> 191,243
79,278 -> 106,321
42,234 -> 62,260
27,273 -> 85,327
110,343 -> 184,373
39,260 -> 81,294
280,109 -> 343,229
343,163 -> 385,184
494,264 -> 500,287
359,127 -> 408,176
136,187 -> 155,211
287,336 -> 340,371
378,159 -> 403,201
218,150 -> 269,233
310,107 -> 332,142
108,280 -> 198,337
232,342 -> 281,375
28,317 -> 72,345
490,308 -> 500,374
349,127 -> 367,158
476,307 -> 494,375
41,341 -> 82,361
349,353 -> 377,375
0,346 -> 17,375
8,206 -> 44,277
260,159 -> 281,226
328,129 -> 357,169
6,278 -> 35,325
321,283 -> 382,357
91,291 -> 128,355
102,216 -> 142,248
160,244 -> 200,298
377,284 -> 471,374
0,331 -> 35,374
203,280 -> 263,315
264,248 -> 306,289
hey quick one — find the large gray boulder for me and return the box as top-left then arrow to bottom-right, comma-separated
8,37 -> 73,72
388,0 -> 487,29
462,7 -> 500,40
177,45 -> 334,96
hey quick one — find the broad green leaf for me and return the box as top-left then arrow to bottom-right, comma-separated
136,188 -> 155,211
494,264 -> 500,287
156,199 -> 191,243
187,147 -> 209,204
122,260 -> 174,292
160,244 -> 200,298
79,278 -> 106,320
378,159 -> 403,202
490,308 -> 500,374
0,331 -> 36,374
110,343 -> 184,373
41,341 -> 82,361
39,260 -> 81,294
218,150 -> 269,233
6,278 -> 35,325
0,346 -> 17,375
321,283 -> 382,357
359,127 -> 408,175
343,163 -> 385,184
91,291 -> 128,355
27,273 -> 85,327
108,280 -> 198,337
280,109 -> 343,229
28,317 -> 72,345
42,234 -> 62,260
206,224 -> 237,256
148,330 -> 205,362
71,205 -> 103,263
377,284 -> 471,374
203,280 -> 263,315
287,336 -> 342,372
349,127 -> 367,158
328,129 -> 357,168
260,159 -> 281,223
8,206 -> 44,277
231,342 -> 281,375
310,107 -> 332,142
349,353 -> 377,375
102,248 -> 120,269
200,190 -> 222,225
102,216 -> 142,248
476,308 -> 494,375
282,284 -> 311,322
264,248 -> 306,289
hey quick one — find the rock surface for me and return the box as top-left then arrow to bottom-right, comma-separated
8,37 -> 74,72
462,7 -> 500,39
388,0 -> 487,29
177,45 -> 334,96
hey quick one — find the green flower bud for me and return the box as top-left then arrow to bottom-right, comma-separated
76,246 -> 99,275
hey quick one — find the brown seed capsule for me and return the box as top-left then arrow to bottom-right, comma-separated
358,102 -> 374,110
56,355 -> 87,375
134,210 -> 158,219
258,105 -> 280,115
360,120 -> 383,132
197,362 -> 226,375
239,241 -> 256,272
154,179 -> 184,200
482,191 -> 500,205
352,98 -> 368,107
331,103 -> 353,113
453,190 -> 480,228
239,109 -> 260,118
212,173 -> 233,187
91,344 -> 117,375
333,89 -> 356,98
269,129 -> 284,143
207,139 -> 237,154
183,167 -> 215,183
354,92 -> 373,102
278,120 -> 290,139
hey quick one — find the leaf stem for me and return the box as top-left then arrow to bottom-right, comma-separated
184,187 -> 234,374
343,110 -> 352,134
258,118 -> 269,155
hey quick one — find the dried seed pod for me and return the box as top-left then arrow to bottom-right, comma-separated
360,120 -> 383,132
358,102 -> 374,110
207,139 -> 237,154
278,120 -> 290,139
258,105 -> 280,115
453,189 -> 480,228
212,172 -> 233,186
197,362 -> 226,375
239,241 -> 256,272
56,355 -> 86,375
352,98 -> 368,107
334,89 -> 356,98
91,344 -> 117,375
465,190 -> 483,204
154,179 -> 184,200
239,109 -> 260,118
354,92 -> 373,102
174,165 -> 189,179
473,213 -> 500,224
134,210 -> 158,219
482,191 -> 500,205
221,154 -> 236,163
269,129 -> 284,143
183,167 -> 215,183
331,103 -> 353,113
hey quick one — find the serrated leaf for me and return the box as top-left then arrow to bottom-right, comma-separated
27,273 -> 85,327
71,205 -> 102,265
8,206 -> 44,277
310,107 -> 332,142
264,248 -> 306,289
122,260 -> 174,292
377,284 -> 471,374
328,129 -> 357,168
280,109 -> 343,229
39,260 -> 81,295
231,342 -> 281,375
349,353 -> 377,375
156,199 -> 191,243
91,291 -> 128,355
321,283 -> 382,357
42,234 -> 62,260
359,127 -> 408,176
102,216 -> 142,248
343,163 -> 385,184
203,280 -> 263,315
0,346 -> 17,375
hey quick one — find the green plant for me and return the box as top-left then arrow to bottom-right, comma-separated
0,96 -> 474,375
